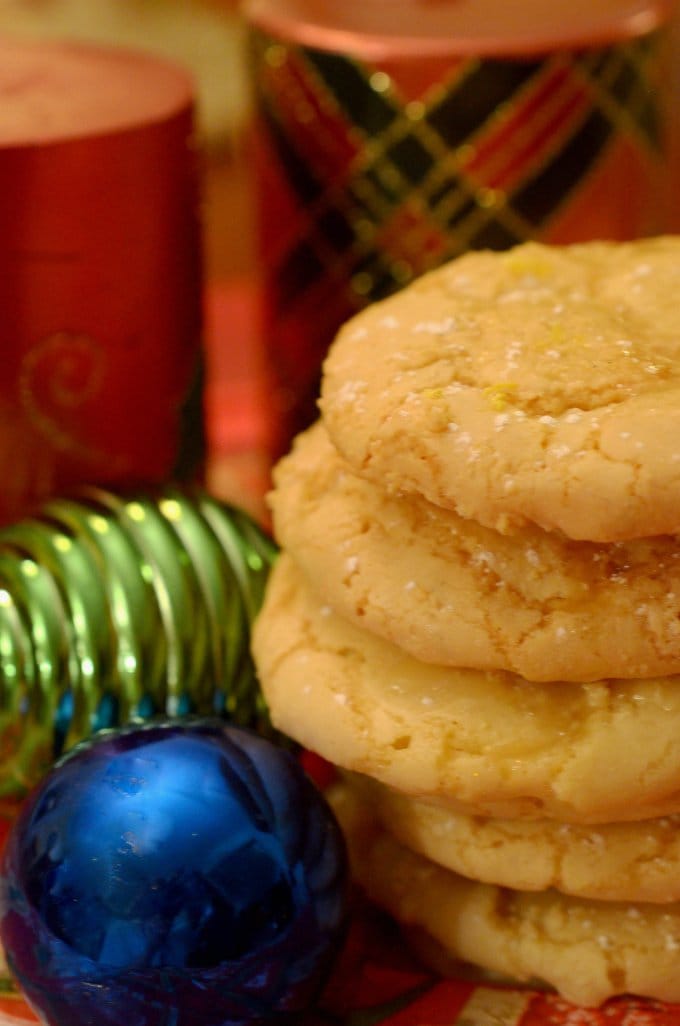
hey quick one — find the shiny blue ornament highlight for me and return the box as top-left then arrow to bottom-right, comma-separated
0,720 -> 348,1026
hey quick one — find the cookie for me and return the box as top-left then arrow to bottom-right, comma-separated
320,237 -> 680,542
252,554 -> 680,824
347,773 -> 680,903
270,422 -> 680,682
330,781 -> 680,1007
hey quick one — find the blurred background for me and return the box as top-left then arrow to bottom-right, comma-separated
0,0 -> 269,507
0,0 -> 255,281
0,0 -> 677,279
0,0 -> 678,515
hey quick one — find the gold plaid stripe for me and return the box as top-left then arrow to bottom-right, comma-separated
251,24 -> 670,305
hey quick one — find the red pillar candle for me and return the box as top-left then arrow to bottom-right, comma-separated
0,37 -> 204,525
243,0 -> 677,454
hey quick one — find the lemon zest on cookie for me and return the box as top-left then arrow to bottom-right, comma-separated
483,382 -> 518,411
504,251 -> 552,279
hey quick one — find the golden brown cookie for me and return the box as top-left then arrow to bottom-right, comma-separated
270,422 -> 680,682
330,781 -> 680,1007
320,237 -> 680,542
252,554 -> 680,824
347,773 -> 680,903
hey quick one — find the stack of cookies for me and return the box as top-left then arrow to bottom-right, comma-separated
252,237 -> 680,1006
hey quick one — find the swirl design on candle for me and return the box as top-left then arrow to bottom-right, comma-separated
18,330 -> 112,466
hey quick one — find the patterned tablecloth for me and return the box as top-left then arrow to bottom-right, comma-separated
1,280 -> 679,1026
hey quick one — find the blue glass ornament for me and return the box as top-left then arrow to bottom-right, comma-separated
0,720 -> 348,1026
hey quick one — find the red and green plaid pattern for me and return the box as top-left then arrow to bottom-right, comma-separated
249,26 -> 671,442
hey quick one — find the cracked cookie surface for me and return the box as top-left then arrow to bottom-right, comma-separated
330,782 -> 680,1007
347,773 -> 680,903
320,237 -> 680,542
252,555 -> 680,825
270,422 -> 680,682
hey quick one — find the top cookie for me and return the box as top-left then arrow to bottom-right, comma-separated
320,237 -> 680,542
